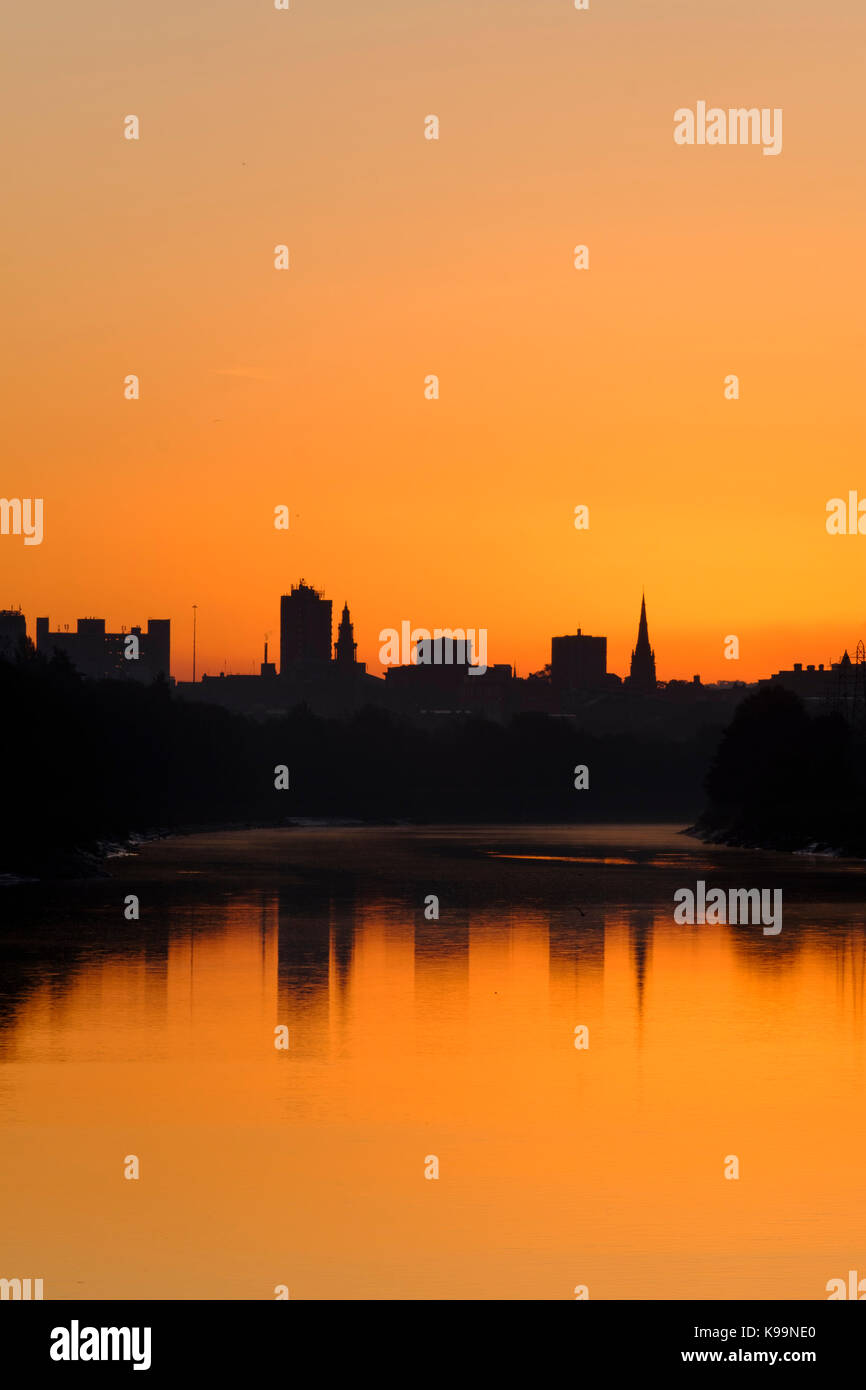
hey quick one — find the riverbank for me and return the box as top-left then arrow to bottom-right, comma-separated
687,819 -> 866,860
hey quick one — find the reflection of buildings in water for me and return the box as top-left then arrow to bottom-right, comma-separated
9,883 -> 866,1077
414,905 -> 469,1054
835,929 -> 866,1021
166,895 -> 276,1059
562,905 -> 654,1034
277,886 -> 332,1002
626,908 -> 653,1022
0,891 -> 174,1053
275,886 -> 357,1059
546,905 -> 607,1049
726,924 -> 802,968
547,905 -> 606,986
414,907 -> 469,973
329,895 -> 356,999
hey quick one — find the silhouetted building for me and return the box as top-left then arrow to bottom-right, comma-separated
385,637 -> 512,718
766,659 -> 832,693
260,639 -> 277,678
35,616 -> 170,681
334,602 -> 358,665
551,629 -> 607,690
177,584 -> 375,717
414,635 -> 476,670
187,670 -> 287,717
627,594 -> 657,692
280,581 -> 332,671
0,608 -> 26,660
759,648 -> 866,719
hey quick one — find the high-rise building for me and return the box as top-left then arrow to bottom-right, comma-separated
551,629 -> 607,690
0,608 -> 26,661
334,602 -> 357,665
628,593 -> 657,691
279,581 -> 332,671
35,616 -> 170,681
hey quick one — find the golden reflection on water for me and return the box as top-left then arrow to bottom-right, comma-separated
1,830 -> 865,1300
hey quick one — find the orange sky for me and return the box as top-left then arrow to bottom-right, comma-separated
2,0 -> 864,682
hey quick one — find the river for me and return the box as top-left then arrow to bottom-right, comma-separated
1,824 -> 864,1299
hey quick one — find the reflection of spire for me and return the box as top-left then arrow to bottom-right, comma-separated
628,591 -> 657,691
334,601 -> 357,665
628,909 -> 653,1025
330,893 -> 356,1001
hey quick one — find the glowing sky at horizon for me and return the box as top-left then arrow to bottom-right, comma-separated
3,0 -> 864,681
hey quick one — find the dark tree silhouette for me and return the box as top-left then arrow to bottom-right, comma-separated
2,647 -> 809,875
701,686 -> 862,852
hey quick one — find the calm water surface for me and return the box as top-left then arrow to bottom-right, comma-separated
1,824 -> 865,1299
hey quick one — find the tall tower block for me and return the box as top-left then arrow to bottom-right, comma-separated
279,581 -> 332,671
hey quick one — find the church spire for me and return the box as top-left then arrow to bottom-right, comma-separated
628,592 -> 657,691
334,601 -> 357,665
